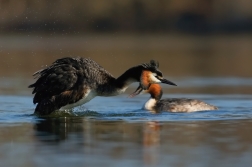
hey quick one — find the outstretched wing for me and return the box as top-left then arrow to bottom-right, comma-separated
28,57 -> 80,104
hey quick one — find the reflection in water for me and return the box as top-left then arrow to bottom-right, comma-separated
31,118 -> 252,167
34,117 -> 84,143
143,121 -> 161,167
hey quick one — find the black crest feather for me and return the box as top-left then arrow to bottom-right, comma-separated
141,60 -> 159,70
140,59 -> 162,77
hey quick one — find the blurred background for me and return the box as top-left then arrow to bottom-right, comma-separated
0,0 -> 252,95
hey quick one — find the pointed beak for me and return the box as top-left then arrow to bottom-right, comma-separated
160,78 -> 177,86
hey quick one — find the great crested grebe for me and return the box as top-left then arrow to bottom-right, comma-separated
130,84 -> 218,113
29,57 -> 176,115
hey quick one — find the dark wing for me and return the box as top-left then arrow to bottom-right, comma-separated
28,57 -> 80,104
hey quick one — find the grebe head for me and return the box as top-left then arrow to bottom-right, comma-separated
117,60 -> 176,92
139,60 -> 177,90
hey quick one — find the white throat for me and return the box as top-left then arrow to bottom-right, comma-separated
149,73 -> 161,83
143,97 -> 157,112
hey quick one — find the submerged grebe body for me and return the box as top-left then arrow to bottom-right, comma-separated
131,84 -> 218,113
29,57 -> 176,115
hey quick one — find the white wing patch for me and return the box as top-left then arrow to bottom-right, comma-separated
60,89 -> 97,110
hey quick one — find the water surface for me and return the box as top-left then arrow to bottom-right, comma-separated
0,90 -> 252,167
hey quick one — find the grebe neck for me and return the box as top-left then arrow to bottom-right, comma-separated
115,66 -> 142,88
97,66 -> 140,96
143,84 -> 163,112
143,98 -> 158,112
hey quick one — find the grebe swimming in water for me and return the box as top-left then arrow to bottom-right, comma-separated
130,84 -> 218,113
29,57 -> 176,115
